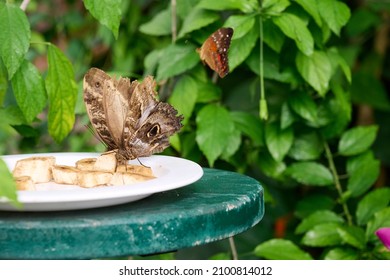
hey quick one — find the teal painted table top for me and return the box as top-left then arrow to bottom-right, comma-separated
0,168 -> 264,259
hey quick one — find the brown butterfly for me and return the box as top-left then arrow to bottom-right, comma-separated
83,68 -> 183,164
196,27 -> 234,78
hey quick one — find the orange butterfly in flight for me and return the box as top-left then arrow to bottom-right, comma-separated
196,27 -> 234,78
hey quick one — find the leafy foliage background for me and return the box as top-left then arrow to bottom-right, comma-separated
1,0 -> 390,259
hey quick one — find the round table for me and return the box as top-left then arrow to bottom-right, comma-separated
0,168 -> 264,259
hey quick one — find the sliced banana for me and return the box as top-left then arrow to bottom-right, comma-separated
52,165 -> 79,185
116,164 -> 154,177
15,176 -> 35,191
94,151 -> 117,172
75,158 -> 96,171
13,156 -> 55,183
109,172 -> 155,185
77,170 -> 113,188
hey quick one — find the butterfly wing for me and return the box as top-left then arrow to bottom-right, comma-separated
124,76 -> 183,157
101,74 -> 131,149
197,27 -> 234,78
83,68 -> 119,150
198,35 -> 218,73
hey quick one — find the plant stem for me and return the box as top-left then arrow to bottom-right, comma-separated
324,141 -> 353,226
259,14 -> 265,101
229,236 -> 238,260
171,0 -> 177,43
258,2 -> 268,120
20,0 -> 30,11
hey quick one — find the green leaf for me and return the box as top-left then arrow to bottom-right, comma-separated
265,123 -> 293,162
11,60 -> 47,123
246,45 -> 292,82
280,102 -> 295,129
356,188 -> 390,226
229,26 -> 258,72
196,104 -> 235,166
317,23 -> 332,45
230,111 -> 264,146
366,207 -> 390,241
273,13 -> 314,56
302,223 -> 343,247
296,210 -> 344,234
0,106 -> 26,125
45,44 -> 77,143
254,239 -> 312,260
295,0 -> 322,27
0,60 -> 8,104
262,19 -> 285,53
29,31 -> 46,54
144,48 -> 164,75
288,132 -> 323,161
324,247 -> 359,260
196,82 -> 221,103
139,8 -> 171,36
178,9 -> 219,38
320,83 -> 352,139
0,3 -> 31,79
262,0 -> 290,14
156,44 -> 199,81
197,0 -> 258,13
288,91 -> 318,124
181,131 -> 202,161
222,128 -> 241,159
0,158 -> 20,207
337,55 -> 352,84
257,151 -> 286,179
223,14 -> 255,39
337,225 -> 366,249
168,76 -> 198,125
338,125 -> 378,156
177,0 -> 200,20
169,133 -> 181,153
295,194 -> 335,218
13,124 -> 39,138
296,51 -> 332,96
318,0 -> 350,36
83,0 -> 121,39
347,150 -> 377,174
346,151 -> 380,197
327,48 -> 351,83
286,162 -> 333,186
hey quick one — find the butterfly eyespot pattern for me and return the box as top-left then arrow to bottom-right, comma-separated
196,27 -> 234,78
147,124 -> 160,138
83,68 -> 183,164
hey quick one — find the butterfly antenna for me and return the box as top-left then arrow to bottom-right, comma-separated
85,124 -> 108,148
136,157 -> 150,168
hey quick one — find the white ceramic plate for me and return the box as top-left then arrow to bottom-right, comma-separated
0,153 -> 203,212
